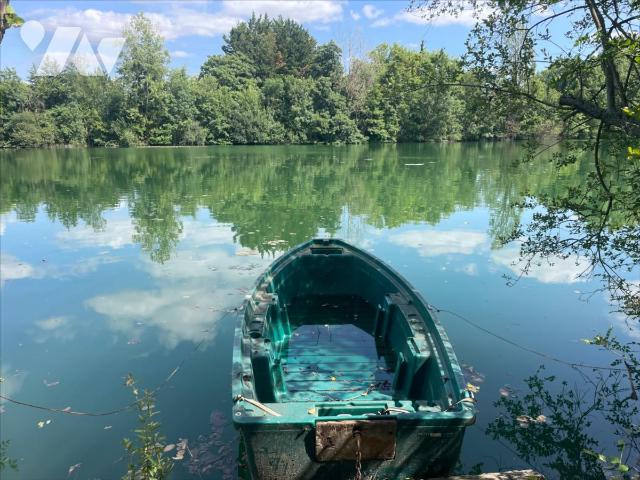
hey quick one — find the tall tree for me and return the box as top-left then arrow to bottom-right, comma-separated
411,0 -> 639,317
222,14 -> 317,79
117,13 -> 170,144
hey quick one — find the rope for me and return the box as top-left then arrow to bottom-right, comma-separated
431,305 -> 625,372
0,308 -> 239,416
233,396 -> 281,417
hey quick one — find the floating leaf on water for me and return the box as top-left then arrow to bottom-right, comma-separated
516,415 -> 531,428
466,383 -> 480,394
173,438 -> 188,460
307,408 -> 316,415
535,415 -> 547,424
330,376 -> 337,381
499,385 -> 514,397
37,420 -> 45,428
163,444 -> 176,452
67,463 -> 81,476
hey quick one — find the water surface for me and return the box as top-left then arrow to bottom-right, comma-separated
0,144 -> 627,479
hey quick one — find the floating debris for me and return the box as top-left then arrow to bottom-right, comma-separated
103,425 -> 112,430
163,444 -> 176,453
236,248 -> 259,256
265,239 -> 287,247
173,438 -> 188,460
67,463 -> 81,476
43,379 -> 60,387
466,383 -> 480,394
462,364 -> 486,384
516,414 -> 547,428
37,419 -> 52,428
499,385 -> 515,397
127,339 -> 141,345
404,163 -> 424,166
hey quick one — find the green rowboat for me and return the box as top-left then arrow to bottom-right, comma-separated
232,238 -> 476,479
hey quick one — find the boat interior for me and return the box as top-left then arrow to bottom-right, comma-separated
242,241 -> 452,410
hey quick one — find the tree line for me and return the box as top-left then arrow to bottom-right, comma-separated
0,13 -> 561,148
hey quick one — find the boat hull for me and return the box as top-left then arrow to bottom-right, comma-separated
239,419 -> 466,479
232,239 -> 475,479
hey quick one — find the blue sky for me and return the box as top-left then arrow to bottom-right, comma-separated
0,0 -> 492,78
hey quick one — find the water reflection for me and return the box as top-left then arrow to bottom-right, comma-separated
2,143 -> 615,480
0,143 -> 588,264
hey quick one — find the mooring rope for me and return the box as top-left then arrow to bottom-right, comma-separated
430,305 -> 626,372
0,308 -> 239,416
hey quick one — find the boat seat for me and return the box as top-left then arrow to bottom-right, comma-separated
375,293 -> 432,399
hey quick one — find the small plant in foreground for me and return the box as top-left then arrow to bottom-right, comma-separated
122,374 -> 173,480
0,439 -> 18,472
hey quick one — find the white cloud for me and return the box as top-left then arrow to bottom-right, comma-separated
372,4 -> 493,28
459,262 -> 478,276
0,212 -> 17,236
0,363 -> 27,405
84,221 -> 277,349
31,1 -> 343,44
57,218 -> 135,249
87,245 -> 273,348
221,1 -> 343,24
491,244 -> 591,284
171,50 -> 190,58
33,7 -> 241,41
35,316 -> 70,330
32,315 -> 76,343
350,10 -> 361,21
371,17 -> 393,27
362,4 -> 383,19
389,230 -> 488,257
0,254 -> 37,287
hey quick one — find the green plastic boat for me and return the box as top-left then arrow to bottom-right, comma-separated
232,238 -> 476,479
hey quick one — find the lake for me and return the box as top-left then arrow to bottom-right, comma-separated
0,143 -> 629,479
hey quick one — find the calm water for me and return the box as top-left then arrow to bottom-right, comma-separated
0,144 -> 629,479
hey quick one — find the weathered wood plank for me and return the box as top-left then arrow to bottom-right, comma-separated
435,470 -> 545,480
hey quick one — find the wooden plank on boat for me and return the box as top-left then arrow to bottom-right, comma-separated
435,470 -> 545,479
315,419 -> 396,461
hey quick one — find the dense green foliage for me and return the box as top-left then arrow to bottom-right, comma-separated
0,13 -> 559,148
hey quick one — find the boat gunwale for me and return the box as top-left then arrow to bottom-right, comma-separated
232,238 -> 476,426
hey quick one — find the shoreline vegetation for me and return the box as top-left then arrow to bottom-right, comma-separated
0,13 -> 565,150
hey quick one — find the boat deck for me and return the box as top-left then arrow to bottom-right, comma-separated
279,295 -> 396,402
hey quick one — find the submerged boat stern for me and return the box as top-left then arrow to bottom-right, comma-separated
232,238 -> 476,479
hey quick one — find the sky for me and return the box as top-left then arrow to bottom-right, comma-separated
0,0 -> 491,78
